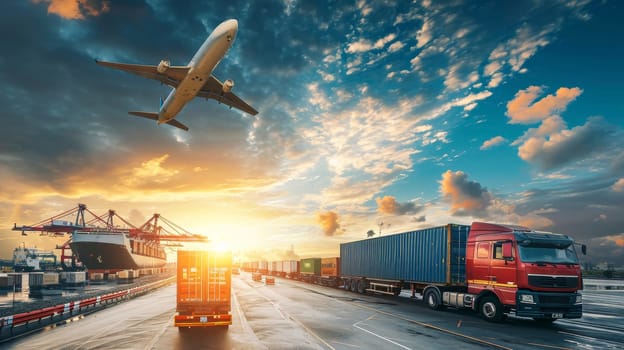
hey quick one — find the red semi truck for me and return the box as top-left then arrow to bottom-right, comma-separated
341,222 -> 585,322
175,250 -> 232,329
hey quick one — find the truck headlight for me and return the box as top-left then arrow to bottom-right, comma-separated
520,294 -> 535,304
575,294 -> 582,304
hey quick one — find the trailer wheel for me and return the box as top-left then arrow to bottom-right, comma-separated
343,279 -> 351,290
424,288 -> 442,310
357,279 -> 367,294
479,296 -> 504,322
350,279 -> 358,292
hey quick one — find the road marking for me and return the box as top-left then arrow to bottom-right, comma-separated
144,313 -> 174,350
287,312 -> 337,350
353,319 -> 412,350
347,301 -> 512,350
331,340 -> 362,348
526,343 -> 571,350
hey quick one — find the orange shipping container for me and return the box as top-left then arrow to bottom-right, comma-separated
321,257 -> 340,277
175,250 -> 232,329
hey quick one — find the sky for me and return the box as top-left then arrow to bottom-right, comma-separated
1,0 -> 623,266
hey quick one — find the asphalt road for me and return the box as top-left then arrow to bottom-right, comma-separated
4,274 -> 624,349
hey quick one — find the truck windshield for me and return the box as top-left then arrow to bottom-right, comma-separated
517,244 -> 579,264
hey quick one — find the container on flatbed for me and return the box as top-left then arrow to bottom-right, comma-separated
175,250 -> 232,329
283,260 -> 299,278
340,224 -> 469,285
340,222 -> 584,323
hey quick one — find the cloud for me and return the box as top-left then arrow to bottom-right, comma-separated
613,178 -> 624,192
130,154 -> 178,182
416,18 -> 433,48
516,117 -> 610,170
374,33 -> 397,49
584,236 -> 624,266
605,235 -> 624,247
439,170 -> 493,216
346,39 -> 373,53
388,41 -> 405,53
347,33 -> 397,54
317,211 -> 341,236
480,136 -> 506,150
33,0 -> 110,20
506,86 -> 582,124
413,215 -> 426,223
485,23 -> 556,86
376,195 -> 424,215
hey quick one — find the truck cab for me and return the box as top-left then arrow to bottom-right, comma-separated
466,222 -> 584,322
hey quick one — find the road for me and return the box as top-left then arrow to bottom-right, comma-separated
5,274 -> 624,349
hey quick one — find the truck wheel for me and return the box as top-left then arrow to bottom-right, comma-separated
479,296 -> 504,322
357,279 -> 367,294
343,279 -> 351,290
424,288 -> 442,310
350,279 -> 358,292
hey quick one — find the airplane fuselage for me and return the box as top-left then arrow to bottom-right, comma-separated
158,19 -> 238,124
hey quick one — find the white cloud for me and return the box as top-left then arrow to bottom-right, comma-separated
346,39 -> 373,53
374,33 -> 397,49
307,82 -> 331,110
480,136 -> 506,150
416,18 -> 433,48
319,71 -> 335,82
388,41 -> 405,53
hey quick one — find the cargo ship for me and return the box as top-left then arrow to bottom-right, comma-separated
69,230 -> 166,272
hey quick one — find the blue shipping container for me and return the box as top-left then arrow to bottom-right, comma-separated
340,224 -> 470,285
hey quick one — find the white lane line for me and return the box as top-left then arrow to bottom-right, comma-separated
352,318 -> 412,350
331,340 -> 362,348
145,313 -> 174,350
287,312 -> 337,350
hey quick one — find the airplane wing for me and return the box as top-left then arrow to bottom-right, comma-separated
197,75 -> 259,115
95,60 -> 190,88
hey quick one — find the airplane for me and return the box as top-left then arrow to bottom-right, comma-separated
95,19 -> 257,131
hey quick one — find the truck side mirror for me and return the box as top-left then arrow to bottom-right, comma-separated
581,244 -> 587,255
502,242 -> 513,260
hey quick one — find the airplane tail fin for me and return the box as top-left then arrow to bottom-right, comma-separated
128,111 -> 189,131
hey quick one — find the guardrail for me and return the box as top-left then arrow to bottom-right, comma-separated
0,276 -> 175,343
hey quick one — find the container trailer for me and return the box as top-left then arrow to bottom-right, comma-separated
340,222 -> 585,322
299,258 -> 321,283
175,250 -> 232,329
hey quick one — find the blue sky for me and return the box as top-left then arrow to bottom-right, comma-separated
0,0 -> 622,265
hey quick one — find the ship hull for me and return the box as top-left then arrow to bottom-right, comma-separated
70,231 -> 166,272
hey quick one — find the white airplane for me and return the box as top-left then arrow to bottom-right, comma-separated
96,19 -> 257,131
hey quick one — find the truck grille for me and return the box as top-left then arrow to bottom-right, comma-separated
528,275 -> 578,288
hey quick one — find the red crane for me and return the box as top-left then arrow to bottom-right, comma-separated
11,204 -> 209,269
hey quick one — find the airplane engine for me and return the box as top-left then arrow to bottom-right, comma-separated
157,59 -> 170,73
223,79 -> 234,93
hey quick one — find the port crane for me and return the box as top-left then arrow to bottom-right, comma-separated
11,204 -> 209,269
